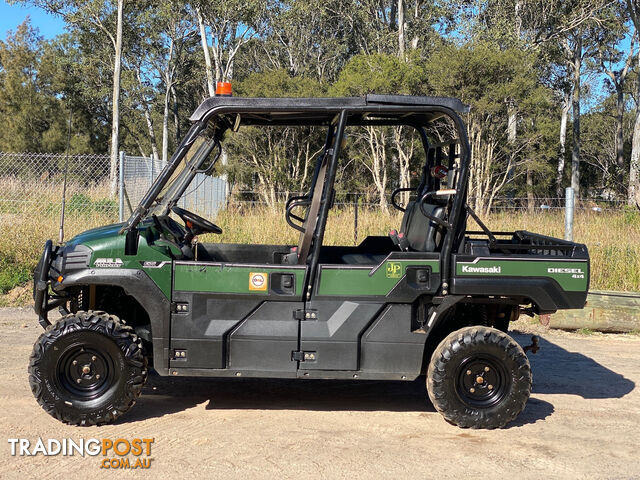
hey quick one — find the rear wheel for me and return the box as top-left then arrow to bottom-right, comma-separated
427,326 -> 531,429
28,310 -> 147,426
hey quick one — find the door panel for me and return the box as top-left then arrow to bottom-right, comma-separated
301,255 -> 440,372
299,300 -> 384,371
170,261 -> 305,371
228,301 -> 299,372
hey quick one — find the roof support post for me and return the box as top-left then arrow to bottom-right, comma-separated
304,110 -> 349,300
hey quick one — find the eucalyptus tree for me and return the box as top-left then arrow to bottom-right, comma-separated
594,3 -> 635,195
331,53 -> 426,210
134,2 -> 197,163
624,0 -> 640,206
16,0 -> 128,195
194,0 -> 270,87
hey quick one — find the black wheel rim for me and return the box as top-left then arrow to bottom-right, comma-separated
56,343 -> 115,400
455,355 -> 510,408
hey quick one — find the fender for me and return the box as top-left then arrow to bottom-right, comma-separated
62,268 -> 171,375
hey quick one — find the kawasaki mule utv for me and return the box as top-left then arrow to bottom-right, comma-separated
31,94 -> 589,428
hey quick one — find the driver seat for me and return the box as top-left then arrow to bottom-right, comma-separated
399,199 -> 445,252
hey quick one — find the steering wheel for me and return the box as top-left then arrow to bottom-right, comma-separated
171,206 -> 222,235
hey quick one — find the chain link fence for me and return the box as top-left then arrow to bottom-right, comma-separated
0,151 -> 629,227
0,151 -> 117,218
119,153 -> 228,221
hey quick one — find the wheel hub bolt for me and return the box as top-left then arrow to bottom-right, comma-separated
470,387 -> 475,393
72,360 -> 77,365
476,376 -> 484,384
488,385 -> 494,390
76,378 -> 81,384
96,374 -> 100,379
91,356 -> 97,361
484,366 -> 490,372
466,370 -> 472,375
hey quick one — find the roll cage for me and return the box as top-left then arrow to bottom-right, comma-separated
121,94 -> 473,294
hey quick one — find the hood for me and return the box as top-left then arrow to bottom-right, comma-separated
66,223 -> 126,248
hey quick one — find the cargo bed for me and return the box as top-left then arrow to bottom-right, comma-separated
451,230 -> 590,313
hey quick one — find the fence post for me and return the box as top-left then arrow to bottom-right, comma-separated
564,187 -> 574,241
354,194 -> 359,245
118,151 -> 125,222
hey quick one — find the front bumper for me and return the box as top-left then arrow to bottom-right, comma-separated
33,240 -> 66,328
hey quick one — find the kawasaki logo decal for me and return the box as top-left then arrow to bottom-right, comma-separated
461,265 -> 501,274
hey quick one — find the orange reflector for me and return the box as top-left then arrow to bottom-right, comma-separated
216,81 -> 232,96
57,276 -> 63,283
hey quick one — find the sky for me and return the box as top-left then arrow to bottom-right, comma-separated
0,1 -> 65,40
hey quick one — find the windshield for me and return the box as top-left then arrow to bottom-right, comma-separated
147,134 -> 220,217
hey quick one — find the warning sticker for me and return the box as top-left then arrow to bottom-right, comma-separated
249,272 -> 268,291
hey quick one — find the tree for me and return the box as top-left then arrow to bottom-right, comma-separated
194,0 -> 269,85
0,20 -> 58,152
596,4 -> 635,196
19,0 -> 128,196
425,43 -> 551,214
331,53 -> 424,210
624,0 -> 640,206
224,69 -> 326,206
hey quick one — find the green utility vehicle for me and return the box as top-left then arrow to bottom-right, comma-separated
31,95 -> 589,428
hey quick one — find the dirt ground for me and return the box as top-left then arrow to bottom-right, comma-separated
1,307 -> 638,480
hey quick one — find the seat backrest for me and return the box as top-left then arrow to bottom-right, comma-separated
400,201 -> 445,252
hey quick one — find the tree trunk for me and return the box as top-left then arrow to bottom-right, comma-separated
514,0 -> 523,40
410,0 -> 419,49
630,63 -> 640,206
615,83 -> 625,191
397,0 -> 405,57
142,104 -> 159,160
570,36 -> 582,200
162,84 -> 170,164
109,0 -> 124,197
526,168 -> 534,212
136,69 -> 159,160
196,7 -> 215,97
171,84 -> 180,144
557,90 -> 570,198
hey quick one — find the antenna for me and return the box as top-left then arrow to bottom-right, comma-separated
58,108 -> 72,244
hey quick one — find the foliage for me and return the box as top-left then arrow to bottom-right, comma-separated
1,0 -> 639,206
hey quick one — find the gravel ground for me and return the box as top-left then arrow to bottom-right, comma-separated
0,307 -> 638,479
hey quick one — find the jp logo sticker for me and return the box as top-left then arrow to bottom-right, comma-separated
385,262 -> 402,278
249,272 -> 268,291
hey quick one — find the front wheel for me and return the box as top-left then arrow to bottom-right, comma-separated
28,310 -> 147,426
427,326 -> 531,429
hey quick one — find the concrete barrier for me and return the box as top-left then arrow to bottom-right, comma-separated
547,290 -> 640,333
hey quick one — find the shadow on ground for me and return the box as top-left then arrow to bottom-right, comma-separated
510,333 -> 636,399
116,334 -> 635,427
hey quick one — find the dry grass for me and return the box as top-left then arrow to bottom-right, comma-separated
0,204 -> 638,305
213,205 -> 640,292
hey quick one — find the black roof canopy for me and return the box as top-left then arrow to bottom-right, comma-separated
189,94 -> 470,125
